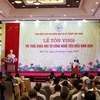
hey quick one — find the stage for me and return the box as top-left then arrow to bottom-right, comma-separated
12,71 -> 98,82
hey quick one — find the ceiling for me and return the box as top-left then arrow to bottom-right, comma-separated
0,0 -> 100,21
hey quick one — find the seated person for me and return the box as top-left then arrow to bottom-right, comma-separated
49,85 -> 61,100
28,89 -> 37,100
60,92 -> 68,100
34,85 -> 46,100
48,71 -> 56,80
20,96 -> 30,100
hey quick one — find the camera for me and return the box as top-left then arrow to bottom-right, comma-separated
86,80 -> 92,85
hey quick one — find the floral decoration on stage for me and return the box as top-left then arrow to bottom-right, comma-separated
18,59 -> 100,72
1,57 -> 18,63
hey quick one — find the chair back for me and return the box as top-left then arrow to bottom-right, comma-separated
36,95 -> 44,100
4,81 -> 14,100
4,81 -> 13,95
53,96 -> 61,100
23,78 -> 31,92
43,86 -> 51,100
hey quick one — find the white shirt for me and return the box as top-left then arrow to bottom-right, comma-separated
37,92 -> 46,100
82,76 -> 89,82
49,91 -> 60,100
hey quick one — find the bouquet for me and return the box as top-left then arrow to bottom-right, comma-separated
1,57 -> 17,63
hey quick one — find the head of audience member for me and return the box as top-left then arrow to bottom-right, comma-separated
45,77 -> 50,83
35,82 -> 42,88
60,92 -> 68,100
85,91 -> 96,100
76,83 -> 82,91
28,89 -> 37,99
70,73 -> 76,78
62,81 -> 68,87
50,71 -> 55,76
83,72 -> 89,77
48,71 -> 56,79
6,71 -> 13,79
34,85 -> 41,92
20,96 -> 30,100
54,84 -> 61,92
89,75 -> 94,80
97,72 -> 100,76
15,73 -> 20,77
72,80 -> 79,89
53,77 -> 60,85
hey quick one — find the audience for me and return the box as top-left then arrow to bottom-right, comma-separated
67,80 -> 79,100
0,70 -> 100,100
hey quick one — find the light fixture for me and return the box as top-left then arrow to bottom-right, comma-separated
33,0 -> 41,5
14,0 -> 22,4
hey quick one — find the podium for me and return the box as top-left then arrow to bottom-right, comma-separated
7,63 -> 15,72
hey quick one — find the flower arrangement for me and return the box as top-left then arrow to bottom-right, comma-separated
18,59 -> 100,72
1,57 -> 18,63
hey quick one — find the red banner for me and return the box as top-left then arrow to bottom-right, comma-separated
5,23 -> 20,72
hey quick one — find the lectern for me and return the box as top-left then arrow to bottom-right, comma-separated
7,63 -> 15,72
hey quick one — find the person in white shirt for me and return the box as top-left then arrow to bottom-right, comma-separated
49,84 -> 61,100
82,72 -> 89,82
28,89 -> 37,100
34,85 -> 46,100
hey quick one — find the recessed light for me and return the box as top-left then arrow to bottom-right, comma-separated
36,7 -> 39,8
12,2 -> 15,4
76,1 -> 79,3
91,9 -> 94,12
23,19 -> 25,20
30,15 -> 32,17
0,11 -> 2,13
64,15 -> 66,17
14,0 -> 22,4
67,4 -> 70,6
47,18 -> 50,20
22,5 -> 25,7
95,2 -> 99,4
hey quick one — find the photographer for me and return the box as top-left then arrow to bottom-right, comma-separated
77,77 -> 100,100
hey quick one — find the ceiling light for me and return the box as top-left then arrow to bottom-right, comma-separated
0,11 -> 2,13
95,2 -> 99,4
14,0 -> 22,4
76,1 -> 79,3
64,15 -> 66,17
67,4 -> 70,6
33,0 -> 41,5
91,9 -> 94,12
